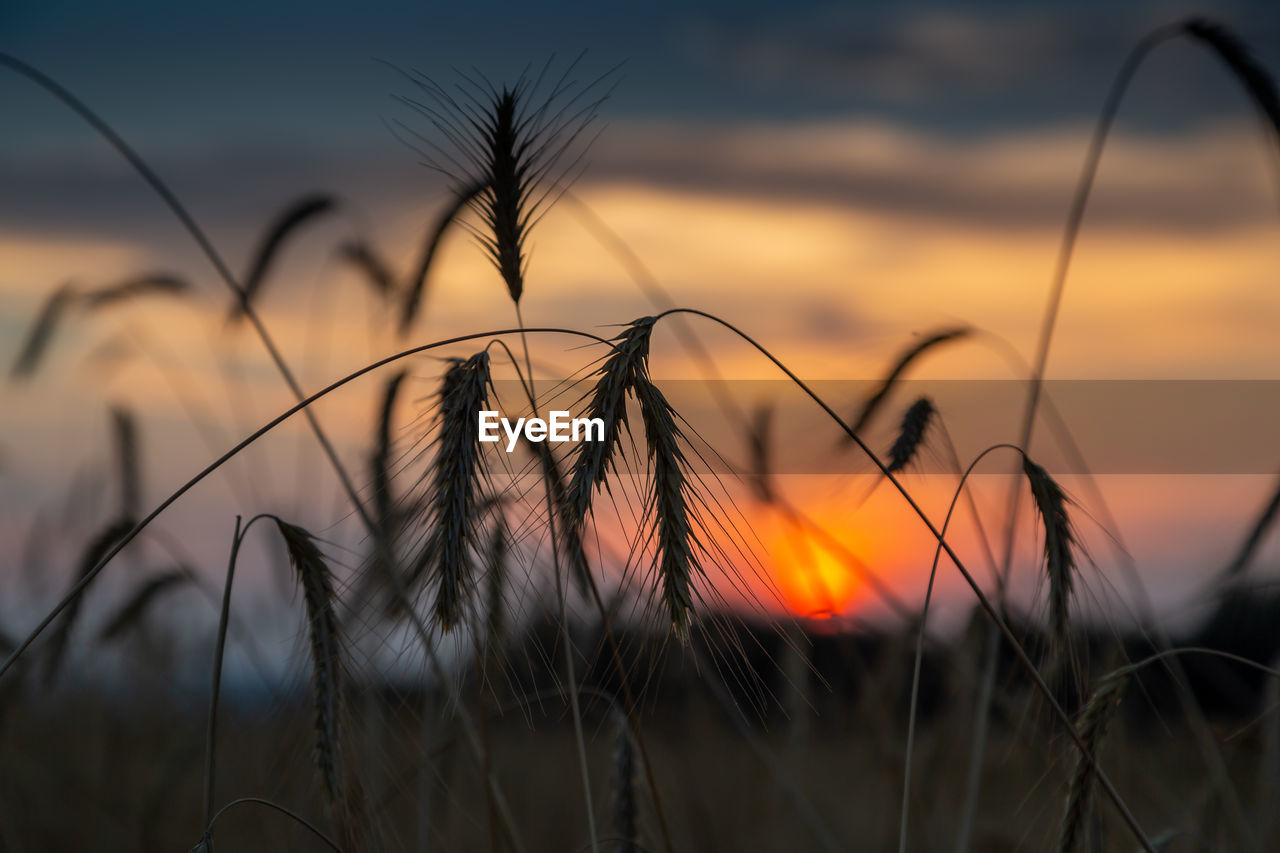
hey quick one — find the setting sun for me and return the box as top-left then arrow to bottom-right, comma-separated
770,524 -> 866,619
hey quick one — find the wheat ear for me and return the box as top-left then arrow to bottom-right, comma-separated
272,520 -> 347,820
396,58 -> 612,305
566,317 -> 656,526
610,707 -> 639,852
410,352 -> 491,631
886,397 -> 935,474
1023,457 -> 1077,650
634,377 -> 700,640
1059,673 -> 1128,852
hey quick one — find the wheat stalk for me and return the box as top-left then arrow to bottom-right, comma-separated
1059,673 -> 1128,852
531,440 -> 592,596
1183,18 -> 1280,138
370,369 -> 407,531
745,404 -> 775,503
109,405 -> 141,518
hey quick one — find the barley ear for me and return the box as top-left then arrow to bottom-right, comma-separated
1059,673 -> 1128,853
566,317 -> 703,638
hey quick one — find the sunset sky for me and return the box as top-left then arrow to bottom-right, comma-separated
4,1 -> 1280,652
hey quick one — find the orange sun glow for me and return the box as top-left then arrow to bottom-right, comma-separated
770,526 -> 866,619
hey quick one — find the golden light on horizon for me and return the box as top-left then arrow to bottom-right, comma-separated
768,520 -> 870,619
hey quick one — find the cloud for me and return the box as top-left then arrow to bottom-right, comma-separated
585,117 -> 1277,233
678,1 -> 1279,108
3,113 -> 1274,250
685,5 -> 1080,100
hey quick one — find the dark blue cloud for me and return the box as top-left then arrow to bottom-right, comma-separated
7,0 -> 1278,145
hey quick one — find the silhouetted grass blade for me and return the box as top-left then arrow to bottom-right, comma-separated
229,193 -> 338,321
97,569 -> 191,643
10,283 -> 77,380
81,274 -> 189,310
110,406 -> 141,518
337,240 -> 397,299
399,181 -> 484,336
42,517 -> 136,686
1184,18 -> 1280,139
846,327 -> 969,439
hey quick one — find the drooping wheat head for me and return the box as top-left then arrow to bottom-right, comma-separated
409,352 -> 492,631
1023,457 -> 1077,651
634,376 -> 701,640
272,519 -> 346,816
565,317 -> 656,527
562,316 -> 708,637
